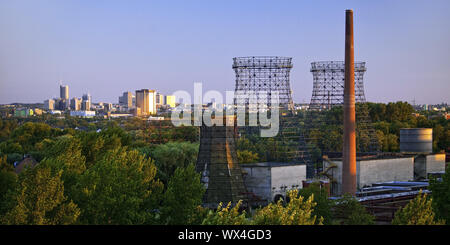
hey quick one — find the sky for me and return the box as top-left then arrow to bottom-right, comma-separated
0,0 -> 449,105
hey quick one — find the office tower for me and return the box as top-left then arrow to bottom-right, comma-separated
135,89 -> 156,116
82,93 -> 92,102
119,91 -> 133,108
70,97 -> 82,111
60,85 -> 69,100
104,103 -> 113,111
156,92 -> 164,105
165,95 -> 176,108
44,99 -> 55,110
81,100 -> 91,111
82,93 -> 92,110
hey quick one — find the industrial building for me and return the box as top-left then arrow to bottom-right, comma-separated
323,155 -> 415,196
241,162 -> 307,203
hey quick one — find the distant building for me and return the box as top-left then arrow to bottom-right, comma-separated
81,100 -> 91,111
104,103 -> 113,111
119,91 -> 133,108
82,93 -> 92,102
70,110 -> 96,117
135,89 -> 156,116
60,85 -> 69,100
165,95 -> 176,108
81,93 -> 92,111
44,99 -> 55,110
34,108 -> 43,115
70,97 -> 82,111
148,116 -> 164,121
156,92 -> 164,105
49,110 -> 62,115
14,108 -> 33,117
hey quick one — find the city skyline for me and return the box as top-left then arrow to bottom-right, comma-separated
1,0 -> 449,105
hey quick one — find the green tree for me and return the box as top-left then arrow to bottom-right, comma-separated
161,164 -> 205,225
251,190 -> 323,225
150,142 -> 199,184
299,183 -> 334,224
0,155 -> 18,217
202,201 -> 249,225
430,167 -> 450,223
334,194 -> 375,225
392,191 -> 444,225
1,166 -> 80,225
73,148 -> 163,224
237,150 -> 259,164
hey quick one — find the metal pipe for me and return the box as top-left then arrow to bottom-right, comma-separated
342,9 -> 357,195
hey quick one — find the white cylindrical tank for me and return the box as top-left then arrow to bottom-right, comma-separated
400,128 -> 433,153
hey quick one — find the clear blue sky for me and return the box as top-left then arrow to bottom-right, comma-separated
0,0 -> 449,105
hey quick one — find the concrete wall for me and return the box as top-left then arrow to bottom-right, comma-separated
241,166 -> 272,202
324,157 -> 414,196
358,158 -> 414,188
271,165 -> 307,201
241,164 -> 307,202
426,154 -> 446,174
414,154 -> 446,179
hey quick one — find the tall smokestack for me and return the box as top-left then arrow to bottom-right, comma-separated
342,9 -> 357,195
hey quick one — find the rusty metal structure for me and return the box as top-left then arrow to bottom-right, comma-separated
196,116 -> 247,208
233,56 -> 294,111
342,9 -> 357,195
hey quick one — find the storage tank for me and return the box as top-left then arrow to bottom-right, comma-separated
400,128 -> 433,153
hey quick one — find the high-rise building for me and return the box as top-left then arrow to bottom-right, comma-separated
44,99 -> 55,110
82,93 -> 92,110
60,85 -> 69,100
119,92 -> 133,108
104,103 -> 113,111
70,97 -> 82,111
81,100 -> 91,111
82,93 -> 92,103
156,92 -> 164,105
165,95 -> 176,108
135,89 -> 156,116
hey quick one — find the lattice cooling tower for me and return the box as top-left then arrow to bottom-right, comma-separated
233,56 -> 294,111
309,61 -> 367,110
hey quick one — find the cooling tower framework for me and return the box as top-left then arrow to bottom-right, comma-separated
310,61 -> 367,110
233,56 -> 294,111
298,60 -> 380,178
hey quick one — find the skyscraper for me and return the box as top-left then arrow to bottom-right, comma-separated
119,91 -> 133,108
135,89 -> 156,116
60,85 -> 69,100
44,99 -> 55,110
82,93 -> 92,111
156,92 -> 164,105
70,97 -> 82,111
